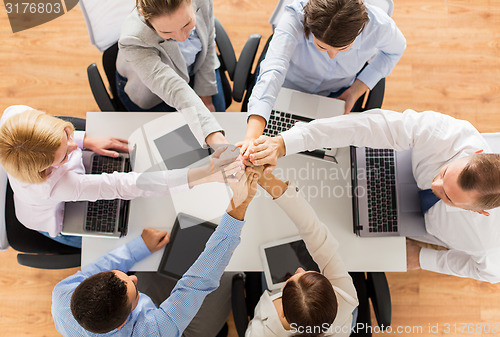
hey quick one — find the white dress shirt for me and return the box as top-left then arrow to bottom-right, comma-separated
248,0 -> 406,121
246,183 -> 358,337
281,109 -> 500,283
0,105 -> 189,237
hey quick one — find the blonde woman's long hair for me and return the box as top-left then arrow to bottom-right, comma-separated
0,109 -> 74,184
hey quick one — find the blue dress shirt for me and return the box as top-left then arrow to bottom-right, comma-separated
52,213 -> 244,336
177,27 -> 203,76
248,0 -> 406,121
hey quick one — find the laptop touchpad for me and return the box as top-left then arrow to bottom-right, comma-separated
398,183 -> 421,212
290,92 -> 319,117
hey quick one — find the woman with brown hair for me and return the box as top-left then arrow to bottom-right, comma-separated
245,168 -> 358,337
239,0 -> 406,159
116,0 -> 227,148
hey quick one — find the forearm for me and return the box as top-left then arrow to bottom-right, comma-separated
258,174 -> 288,199
281,109 -> 423,156
80,236 -> 150,277
247,17 -> 299,121
227,201 -> 250,221
187,166 -> 212,188
420,248 -> 500,283
244,115 -> 267,141
51,170 -> 189,202
205,131 -> 228,147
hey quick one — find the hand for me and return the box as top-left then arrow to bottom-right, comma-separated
209,144 -> 244,182
188,145 -> 244,188
235,138 -> 256,166
236,115 -> 267,164
141,228 -> 170,253
83,136 -> 130,158
406,239 -> 422,270
248,135 -> 286,174
227,168 -> 259,219
200,95 -> 216,112
336,79 -> 369,114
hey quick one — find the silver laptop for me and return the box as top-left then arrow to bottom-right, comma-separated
351,146 -> 426,237
61,151 -> 131,238
263,87 -> 345,162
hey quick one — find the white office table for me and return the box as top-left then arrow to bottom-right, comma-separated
83,111 -> 406,272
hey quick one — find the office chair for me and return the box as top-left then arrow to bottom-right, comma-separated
3,116 -> 84,269
87,42 -> 127,112
231,271 -> 392,337
214,17 -> 262,110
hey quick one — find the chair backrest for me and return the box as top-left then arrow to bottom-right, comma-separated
79,0 -> 136,52
87,42 -> 127,112
215,18 -> 262,110
215,17 -> 237,109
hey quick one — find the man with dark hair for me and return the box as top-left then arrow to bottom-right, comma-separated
52,169 -> 260,336
248,109 -> 500,283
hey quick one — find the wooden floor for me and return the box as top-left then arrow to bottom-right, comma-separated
1,0 -> 500,336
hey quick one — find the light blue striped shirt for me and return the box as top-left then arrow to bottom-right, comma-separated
52,213 -> 244,336
248,0 -> 406,121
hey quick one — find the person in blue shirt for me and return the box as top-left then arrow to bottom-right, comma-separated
51,168 -> 259,336
238,0 -> 406,157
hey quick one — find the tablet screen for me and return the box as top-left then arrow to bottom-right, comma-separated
157,213 -> 217,279
153,124 -> 211,170
264,239 -> 320,284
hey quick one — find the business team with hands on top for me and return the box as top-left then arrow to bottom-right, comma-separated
1,0 -> 500,336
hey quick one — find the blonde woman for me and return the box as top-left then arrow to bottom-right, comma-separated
0,105 -> 242,248
116,0 -> 226,147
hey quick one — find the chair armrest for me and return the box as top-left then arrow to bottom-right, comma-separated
232,34 -> 261,102
17,253 -> 81,269
364,78 -> 385,110
56,116 -> 86,131
367,272 -> 391,328
215,17 -> 237,80
232,273 -> 249,337
87,63 -> 115,112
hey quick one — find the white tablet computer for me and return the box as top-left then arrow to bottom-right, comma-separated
260,236 -> 320,291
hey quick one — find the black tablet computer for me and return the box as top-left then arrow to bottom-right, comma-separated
153,124 -> 212,170
260,236 -> 320,290
157,213 -> 218,280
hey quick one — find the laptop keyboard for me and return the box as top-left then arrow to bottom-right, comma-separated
263,110 -> 336,161
262,110 -> 312,137
85,155 -> 128,234
365,148 -> 398,233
